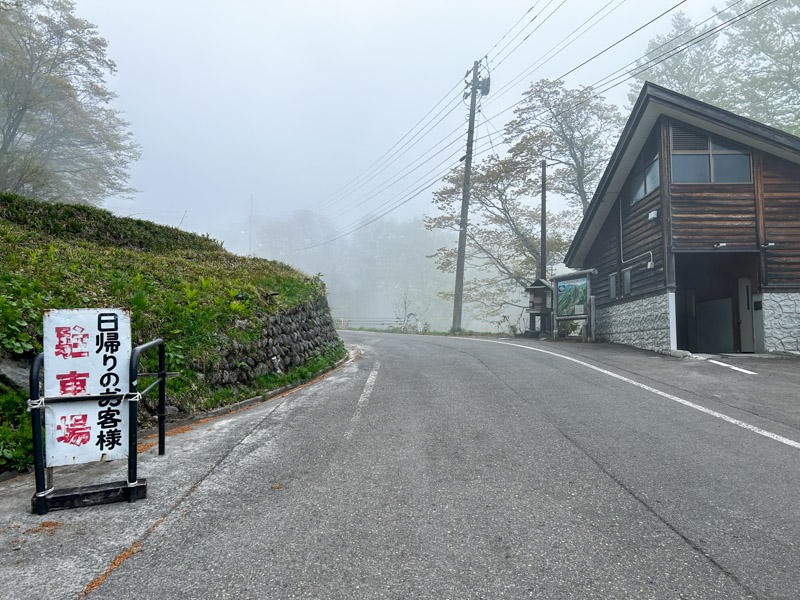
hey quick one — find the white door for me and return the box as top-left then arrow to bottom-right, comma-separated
738,276 -> 755,353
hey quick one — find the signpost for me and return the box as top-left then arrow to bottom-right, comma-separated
29,308 -> 168,515
43,309 -> 131,467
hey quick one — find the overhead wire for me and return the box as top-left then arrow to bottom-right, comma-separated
308,83 -> 465,213
302,0 -> 776,249
488,0 -> 551,67
484,0 -> 776,134
588,0 -> 747,91
490,0 -> 569,70
487,0 -> 628,103
325,119 -> 467,220
484,1 -> 544,59
306,2 -> 555,217
484,0 -> 690,113
304,0 -> 776,248
294,137 -> 500,250
306,3 -> 558,222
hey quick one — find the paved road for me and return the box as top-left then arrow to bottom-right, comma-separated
1,332 -> 799,598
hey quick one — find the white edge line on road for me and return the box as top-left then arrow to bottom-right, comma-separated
457,338 -> 800,451
344,360 -> 380,440
707,359 -> 757,375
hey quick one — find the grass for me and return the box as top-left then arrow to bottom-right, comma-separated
0,194 -> 341,473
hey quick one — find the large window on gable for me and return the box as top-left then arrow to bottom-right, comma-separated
671,124 -> 751,183
630,129 -> 660,204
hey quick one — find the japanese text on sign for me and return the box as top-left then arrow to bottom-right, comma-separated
43,308 -> 131,466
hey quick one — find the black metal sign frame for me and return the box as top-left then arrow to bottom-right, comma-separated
29,338 -> 167,515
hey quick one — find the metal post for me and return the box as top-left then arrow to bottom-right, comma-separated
451,60 -> 480,333
29,353 -> 48,515
127,355 -> 138,503
158,343 -> 166,456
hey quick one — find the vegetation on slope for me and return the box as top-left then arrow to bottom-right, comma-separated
0,194 -> 344,472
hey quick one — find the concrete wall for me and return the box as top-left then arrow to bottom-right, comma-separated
762,292 -> 800,354
595,293 -> 673,353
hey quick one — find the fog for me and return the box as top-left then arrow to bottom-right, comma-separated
73,0 -> 723,331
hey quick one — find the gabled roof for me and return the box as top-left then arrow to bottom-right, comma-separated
565,82 -> 800,268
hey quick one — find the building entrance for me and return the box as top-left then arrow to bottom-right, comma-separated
675,253 -> 759,353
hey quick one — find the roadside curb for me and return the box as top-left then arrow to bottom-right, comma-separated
0,346 -> 359,484
139,345 -> 358,439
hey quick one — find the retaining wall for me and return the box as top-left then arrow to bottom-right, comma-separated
595,293 -> 672,353
201,295 -> 339,386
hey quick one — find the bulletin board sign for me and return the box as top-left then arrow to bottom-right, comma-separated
555,277 -> 588,319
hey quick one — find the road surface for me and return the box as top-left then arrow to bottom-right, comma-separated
1,332 -> 799,598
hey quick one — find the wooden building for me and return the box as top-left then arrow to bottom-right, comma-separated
565,83 -> 800,354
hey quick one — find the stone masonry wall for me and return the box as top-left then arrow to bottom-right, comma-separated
203,294 -> 339,386
595,293 -> 672,353
762,292 -> 800,354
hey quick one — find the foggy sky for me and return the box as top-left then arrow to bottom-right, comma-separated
75,0 -> 722,251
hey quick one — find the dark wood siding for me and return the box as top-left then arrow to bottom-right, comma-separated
584,190 -> 666,306
585,204 -> 618,304
671,183 -> 757,250
762,154 -> 800,285
621,191 -> 665,296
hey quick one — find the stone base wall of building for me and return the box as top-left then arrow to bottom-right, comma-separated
762,292 -> 800,354
595,293 -> 672,353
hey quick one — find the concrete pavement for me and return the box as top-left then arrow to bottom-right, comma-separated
1,335 -> 798,599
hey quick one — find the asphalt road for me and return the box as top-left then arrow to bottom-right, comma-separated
1,332 -> 799,599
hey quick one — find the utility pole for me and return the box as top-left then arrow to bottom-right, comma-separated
451,60 -> 481,333
540,160 -> 547,280
540,159 -> 549,335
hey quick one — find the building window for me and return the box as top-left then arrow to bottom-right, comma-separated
671,124 -> 751,183
609,273 -> 617,300
622,269 -> 632,295
630,130 -> 660,204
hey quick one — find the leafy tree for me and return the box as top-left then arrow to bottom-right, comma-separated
629,2 -> 800,134
0,0 -> 139,204
425,80 -> 621,325
504,79 -> 625,214
425,154 -> 579,326
626,12 -> 725,107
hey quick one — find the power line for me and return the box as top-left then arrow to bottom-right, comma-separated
294,137 -> 498,251
485,0 -> 777,133
589,0 -> 747,91
490,0 -> 569,70
483,1 -> 543,58
485,0 -> 690,113
309,86 -> 465,214
306,3 -> 557,218
488,0 -> 551,66
488,0 -> 628,103
300,0 -> 777,250
305,76 -> 465,213
306,2 -> 561,217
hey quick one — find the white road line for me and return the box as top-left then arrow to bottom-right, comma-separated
708,359 -> 757,375
343,360 -> 380,440
459,338 -> 800,451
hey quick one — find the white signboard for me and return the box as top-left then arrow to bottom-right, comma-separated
42,308 -> 132,466
44,400 -> 129,465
